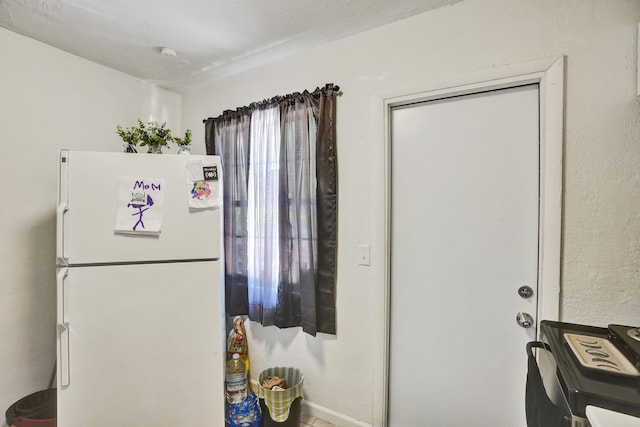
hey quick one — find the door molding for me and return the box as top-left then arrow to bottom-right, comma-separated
376,56 -> 564,426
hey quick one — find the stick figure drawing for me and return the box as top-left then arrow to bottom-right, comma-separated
128,192 -> 154,231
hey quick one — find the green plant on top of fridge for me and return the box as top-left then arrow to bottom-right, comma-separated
173,129 -> 192,147
116,119 -> 191,154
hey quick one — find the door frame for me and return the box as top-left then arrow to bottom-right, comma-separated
375,56 -> 564,426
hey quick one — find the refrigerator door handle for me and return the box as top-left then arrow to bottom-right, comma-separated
57,268 -> 70,387
56,203 -> 69,265
59,322 -> 70,387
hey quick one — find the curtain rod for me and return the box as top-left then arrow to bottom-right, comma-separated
202,83 -> 340,123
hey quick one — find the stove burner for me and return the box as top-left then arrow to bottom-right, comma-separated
563,333 -> 640,377
627,327 -> 640,342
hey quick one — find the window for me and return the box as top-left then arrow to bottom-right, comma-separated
204,84 -> 339,336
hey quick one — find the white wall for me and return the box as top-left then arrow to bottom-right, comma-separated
183,0 -> 640,425
2,0 -> 640,425
0,27 -> 181,420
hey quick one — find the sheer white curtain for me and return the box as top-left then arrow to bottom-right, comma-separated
282,101 -> 317,277
246,101 -> 319,326
247,106 -> 281,320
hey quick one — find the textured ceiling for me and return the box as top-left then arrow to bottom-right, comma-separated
0,0 -> 463,90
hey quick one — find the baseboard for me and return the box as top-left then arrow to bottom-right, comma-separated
301,400 -> 372,427
249,379 -> 371,427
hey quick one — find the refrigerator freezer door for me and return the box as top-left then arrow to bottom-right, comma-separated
56,261 -> 225,427
58,150 -> 222,265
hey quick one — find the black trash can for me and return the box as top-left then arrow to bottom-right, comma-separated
5,389 -> 56,427
257,367 -> 303,426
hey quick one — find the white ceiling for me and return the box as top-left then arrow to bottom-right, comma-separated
0,0 -> 462,90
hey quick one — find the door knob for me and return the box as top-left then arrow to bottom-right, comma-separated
516,312 -> 534,328
518,285 -> 534,299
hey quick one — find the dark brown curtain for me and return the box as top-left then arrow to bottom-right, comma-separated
205,108 -> 251,315
204,83 -> 338,335
310,85 -> 338,334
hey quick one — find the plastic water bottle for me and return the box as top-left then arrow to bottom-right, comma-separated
226,391 -> 261,427
226,353 -> 248,404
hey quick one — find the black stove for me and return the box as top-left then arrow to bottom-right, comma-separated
537,320 -> 640,422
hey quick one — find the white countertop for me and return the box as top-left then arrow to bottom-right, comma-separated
587,406 -> 640,427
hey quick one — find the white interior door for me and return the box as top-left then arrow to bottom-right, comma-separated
388,84 -> 540,426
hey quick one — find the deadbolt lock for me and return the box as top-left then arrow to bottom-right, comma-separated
518,285 -> 534,299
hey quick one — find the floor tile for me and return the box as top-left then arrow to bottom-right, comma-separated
301,412 -> 316,424
300,411 -> 335,426
312,419 -> 336,427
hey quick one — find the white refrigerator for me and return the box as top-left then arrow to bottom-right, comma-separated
55,150 -> 225,426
